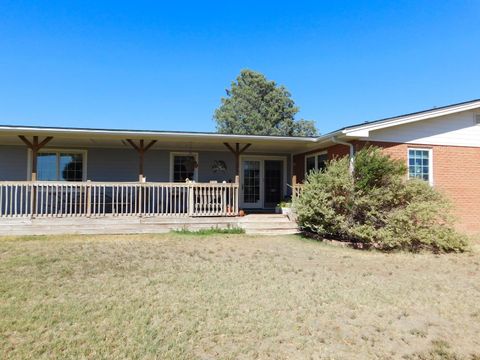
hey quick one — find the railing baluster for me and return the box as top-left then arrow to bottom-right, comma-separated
0,181 -> 240,219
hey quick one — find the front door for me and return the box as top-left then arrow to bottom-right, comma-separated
264,160 -> 283,208
241,159 -> 262,208
240,158 -> 284,209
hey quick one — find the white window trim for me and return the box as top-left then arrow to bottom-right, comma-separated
169,152 -> 199,182
474,112 -> 480,125
305,150 -> 328,176
27,148 -> 88,181
407,147 -> 433,186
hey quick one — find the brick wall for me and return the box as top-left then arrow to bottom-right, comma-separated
293,141 -> 480,234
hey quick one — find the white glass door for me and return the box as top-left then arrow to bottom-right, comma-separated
241,159 -> 262,208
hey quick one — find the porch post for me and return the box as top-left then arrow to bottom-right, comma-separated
126,139 -> 157,182
18,135 -> 53,216
18,135 -> 53,181
292,175 -> 297,199
234,175 -> 240,215
223,142 -> 251,177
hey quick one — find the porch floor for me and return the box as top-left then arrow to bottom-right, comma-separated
0,214 -> 299,236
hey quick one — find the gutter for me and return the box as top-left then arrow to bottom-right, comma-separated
331,136 -> 355,174
0,125 -> 318,143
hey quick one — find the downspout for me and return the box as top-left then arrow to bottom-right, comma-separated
331,137 -> 355,174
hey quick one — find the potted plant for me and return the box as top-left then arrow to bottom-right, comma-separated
276,201 -> 291,215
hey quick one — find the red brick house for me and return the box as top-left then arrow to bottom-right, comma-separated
1,99 -> 479,234
293,99 -> 480,233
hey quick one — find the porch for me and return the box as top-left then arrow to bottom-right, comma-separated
0,180 -> 239,218
0,126 -> 320,215
0,126 -> 320,234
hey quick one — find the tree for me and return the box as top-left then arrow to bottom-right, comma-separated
214,69 -> 318,136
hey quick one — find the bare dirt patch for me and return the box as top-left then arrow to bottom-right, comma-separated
0,233 -> 479,359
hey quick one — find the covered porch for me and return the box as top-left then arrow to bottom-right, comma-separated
0,125 -> 318,219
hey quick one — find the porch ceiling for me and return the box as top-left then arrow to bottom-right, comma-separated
0,128 -> 318,153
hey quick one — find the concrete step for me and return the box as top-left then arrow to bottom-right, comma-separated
240,222 -> 298,230
239,215 -> 291,223
245,229 -> 300,236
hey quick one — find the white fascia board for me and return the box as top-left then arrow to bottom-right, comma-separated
0,125 -> 317,144
342,129 -> 370,137
342,101 -> 480,134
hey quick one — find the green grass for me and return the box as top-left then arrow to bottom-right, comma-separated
0,233 -> 479,359
171,226 -> 245,235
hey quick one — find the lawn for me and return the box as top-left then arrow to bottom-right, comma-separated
0,233 -> 479,359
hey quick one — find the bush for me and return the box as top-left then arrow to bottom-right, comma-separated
294,146 -> 469,252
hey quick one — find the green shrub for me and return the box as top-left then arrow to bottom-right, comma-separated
294,146 -> 469,252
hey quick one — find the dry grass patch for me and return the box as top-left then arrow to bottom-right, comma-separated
0,233 -> 479,359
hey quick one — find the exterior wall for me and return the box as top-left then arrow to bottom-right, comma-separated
367,142 -> 480,234
294,141 -> 480,234
367,110 -> 480,147
0,145 -> 28,180
293,144 -> 349,183
0,145 -> 293,200
87,148 -> 239,183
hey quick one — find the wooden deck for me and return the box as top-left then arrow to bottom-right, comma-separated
0,180 -> 239,218
0,214 -> 299,236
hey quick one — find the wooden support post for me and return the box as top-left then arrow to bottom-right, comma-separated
18,135 -> 53,217
292,175 -> 297,199
223,142 -> 251,177
188,184 -> 194,216
86,180 -> 92,217
126,139 -> 157,182
126,139 -> 156,216
19,135 -> 53,181
234,175 -> 240,215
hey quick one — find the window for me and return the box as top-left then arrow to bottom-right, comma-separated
305,152 -> 328,175
35,151 -> 86,181
408,148 -> 432,185
170,152 -> 198,182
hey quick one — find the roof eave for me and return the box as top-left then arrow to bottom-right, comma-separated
342,100 -> 480,135
0,125 -> 318,144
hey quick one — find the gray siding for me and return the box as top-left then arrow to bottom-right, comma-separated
197,151 -> 236,183
0,146 -> 292,192
0,146 -> 28,180
88,149 -> 237,182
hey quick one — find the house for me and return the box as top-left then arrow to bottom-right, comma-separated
0,98 -> 479,234
293,98 -> 480,234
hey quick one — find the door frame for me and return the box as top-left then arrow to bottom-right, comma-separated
239,155 -> 287,209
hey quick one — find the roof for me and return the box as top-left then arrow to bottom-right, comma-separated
0,124 -> 317,143
333,98 -> 480,138
0,98 -> 479,145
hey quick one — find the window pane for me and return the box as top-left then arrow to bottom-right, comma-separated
60,153 -> 83,181
37,153 -> 57,181
306,156 -> 316,174
408,149 -> 430,182
243,160 -> 260,203
173,155 -> 196,182
317,154 -> 328,171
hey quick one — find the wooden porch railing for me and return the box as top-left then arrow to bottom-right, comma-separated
0,181 -> 239,218
291,175 -> 304,199
292,183 -> 304,199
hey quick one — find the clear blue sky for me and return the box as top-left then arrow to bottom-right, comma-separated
1,1 -> 479,134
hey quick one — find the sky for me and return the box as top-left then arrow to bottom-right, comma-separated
0,1 -> 479,134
